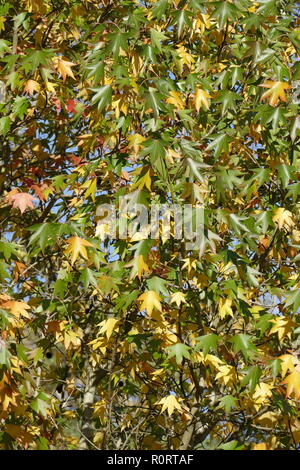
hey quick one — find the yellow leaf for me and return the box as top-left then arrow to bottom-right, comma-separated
282,369 -> 300,399
99,318 -> 119,340
0,17 -> 6,32
131,52 -> 144,77
63,329 -> 82,350
2,300 -> 30,319
253,443 -> 267,450
126,255 -> 151,280
279,354 -> 297,378
170,292 -> 186,307
176,45 -> 195,68
215,365 -> 236,386
127,133 -> 146,155
166,90 -> 185,110
138,290 -> 162,316
218,297 -> 233,319
260,81 -> 291,107
253,382 -> 273,400
255,411 -> 279,428
84,178 -> 97,202
157,395 -> 182,416
54,58 -> 76,82
269,316 -> 296,341
272,207 -> 294,230
194,88 -> 211,111
111,95 -> 128,119
133,170 -> 152,191
65,236 -> 93,264
181,257 -> 197,273
45,81 -> 56,93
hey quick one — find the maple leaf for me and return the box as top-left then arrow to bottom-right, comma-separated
215,365 -> 236,386
169,292 -> 186,307
282,370 -> 300,399
65,236 -> 93,264
272,207 -> 294,230
125,255 -> 151,280
32,183 -> 54,201
194,88 -> 211,111
279,354 -> 297,378
3,300 -> 31,319
6,191 -> 36,214
127,133 -> 146,154
218,297 -> 233,319
269,316 -> 296,341
66,99 -> 77,113
54,58 -> 76,82
260,81 -> 291,106
166,90 -> 185,110
138,290 -> 162,315
98,318 -> 119,340
24,79 -> 40,95
157,395 -> 182,416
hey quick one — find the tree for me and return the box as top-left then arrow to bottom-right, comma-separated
0,0 -> 300,451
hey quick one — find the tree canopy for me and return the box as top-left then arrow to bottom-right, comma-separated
1,0 -> 300,450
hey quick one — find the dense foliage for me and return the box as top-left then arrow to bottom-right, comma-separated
1,0 -> 300,450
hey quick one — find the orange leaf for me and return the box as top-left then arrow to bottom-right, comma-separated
54,58 -> 76,82
6,191 -> 36,214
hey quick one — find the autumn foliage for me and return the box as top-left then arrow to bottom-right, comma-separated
1,0 -> 300,451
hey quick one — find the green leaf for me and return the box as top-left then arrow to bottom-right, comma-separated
229,214 -> 250,235
278,164 -> 294,188
216,90 -> 242,114
80,268 -> 98,289
290,116 -> 300,143
0,116 -> 10,136
151,0 -> 168,19
241,365 -> 262,392
246,266 -> 261,287
256,0 -> 278,16
285,289 -> 300,314
256,313 -> 273,335
150,28 -> 168,52
195,333 -> 220,357
211,1 -> 239,29
0,240 -> 21,260
145,87 -> 165,117
28,223 -> 62,251
12,97 -> 29,119
0,341 -> 11,368
167,343 -> 191,364
91,85 -> 112,112
206,134 -> 229,157
21,49 -> 54,72
272,391 -> 295,416
30,392 -> 50,417
147,276 -> 169,295
172,10 -> 193,38
0,260 -> 9,281
230,334 -> 258,361
218,440 -> 240,450
269,358 -> 282,380
218,395 -> 237,414
107,32 -> 128,58
141,139 -> 167,180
